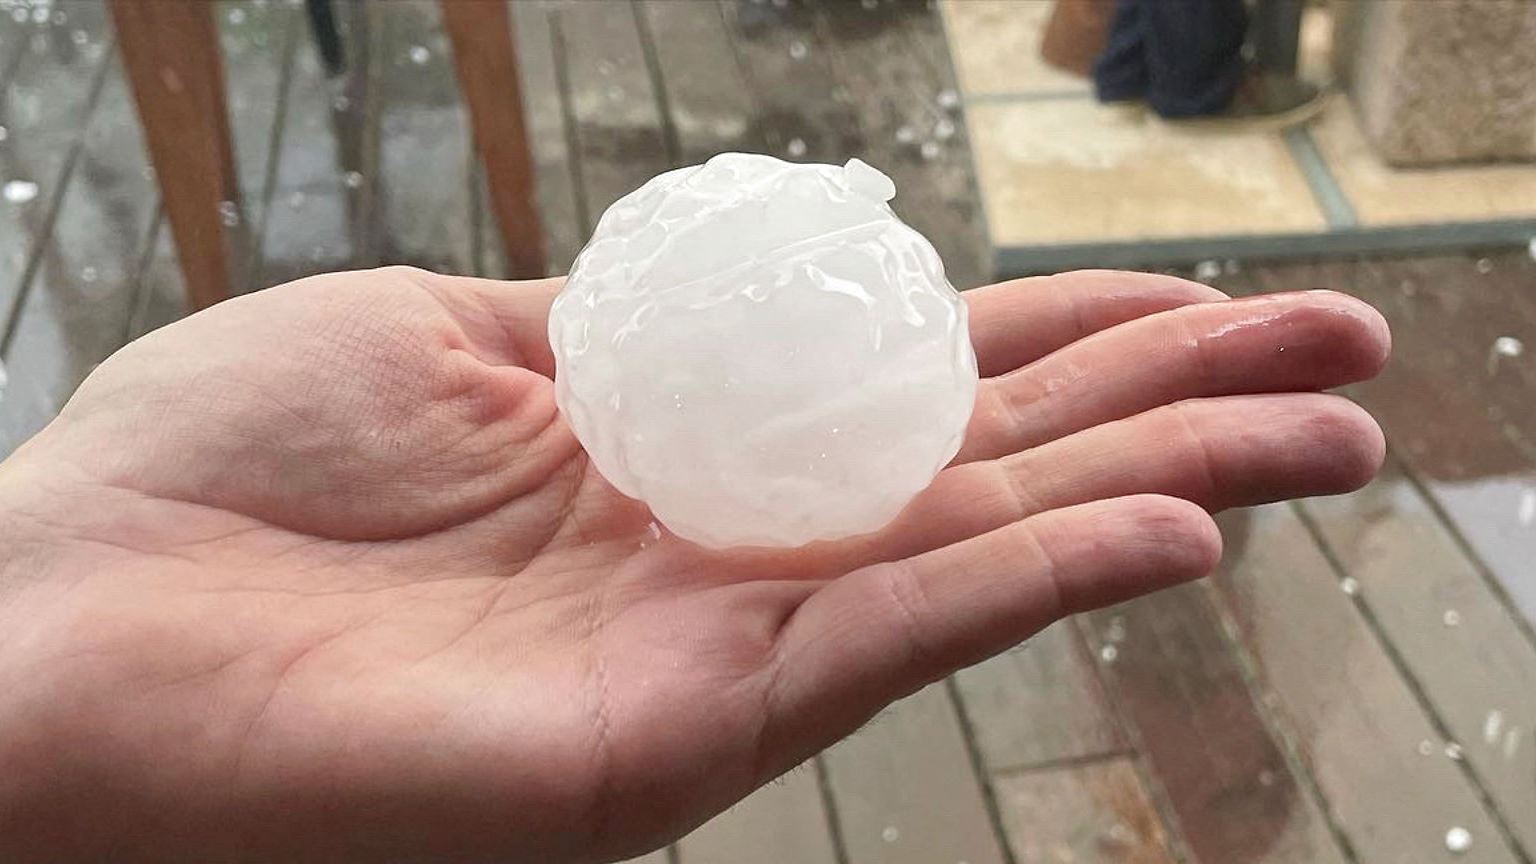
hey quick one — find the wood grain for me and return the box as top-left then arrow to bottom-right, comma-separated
1084,580 -> 1348,864
993,757 -> 1176,864
440,0 -> 545,278
111,0 -> 236,309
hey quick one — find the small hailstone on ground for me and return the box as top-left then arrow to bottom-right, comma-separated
895,125 -> 917,144
788,39 -> 807,60
1445,741 -> 1464,760
1339,576 -> 1360,596
3,179 -> 39,203
1445,827 -> 1472,854
934,117 -> 956,140
919,140 -> 941,160
1492,336 -> 1523,357
1475,257 -> 1493,274
1527,236 -> 1535,261
785,137 -> 807,158
408,45 -> 430,65
1443,609 -> 1461,627
937,88 -> 961,109
549,153 -> 977,548
1193,259 -> 1221,282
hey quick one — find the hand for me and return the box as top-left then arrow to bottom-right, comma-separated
0,267 -> 1388,863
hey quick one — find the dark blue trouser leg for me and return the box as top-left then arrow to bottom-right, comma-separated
1093,0 -> 1249,118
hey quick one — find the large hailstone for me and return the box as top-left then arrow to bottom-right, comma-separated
548,153 -> 977,548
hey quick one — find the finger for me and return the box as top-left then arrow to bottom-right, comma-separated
766,495 -> 1219,766
412,271 -> 565,377
832,392 -> 1380,572
966,270 -> 1227,377
960,290 -> 1391,463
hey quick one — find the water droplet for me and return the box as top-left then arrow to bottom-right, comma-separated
1484,709 -> 1504,744
1099,644 -> 1119,663
1492,336 -> 1523,357
881,825 -> 899,843
218,200 -> 240,226
1443,609 -> 1461,627
408,45 -> 430,65
1417,739 -> 1435,756
331,92 -> 351,112
936,87 -> 960,109
788,40 -> 807,60
342,170 -> 364,189
1445,741 -> 1463,760
70,28 -> 86,46
895,125 -> 917,144
1339,576 -> 1360,596
80,265 -> 98,283
30,5 -> 46,23
1475,257 -> 1493,275
786,137 -> 807,158
919,140 -> 940,160
1194,259 -> 1221,282
51,9 -> 64,24
933,117 -> 956,140
10,8 -> 25,23
3,179 -> 39,203
287,190 -> 305,209
1445,826 -> 1472,854
227,7 -> 245,24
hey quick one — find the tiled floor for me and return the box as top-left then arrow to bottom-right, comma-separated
946,0 -> 1536,261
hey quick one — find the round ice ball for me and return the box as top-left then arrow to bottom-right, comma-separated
548,153 -> 978,548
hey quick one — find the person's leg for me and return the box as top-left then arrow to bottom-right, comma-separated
1141,0 -> 1248,118
1092,0 -> 1148,103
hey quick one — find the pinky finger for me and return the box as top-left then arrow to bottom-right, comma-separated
762,495 -> 1221,774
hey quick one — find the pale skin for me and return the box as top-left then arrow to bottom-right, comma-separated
0,267 -> 1389,863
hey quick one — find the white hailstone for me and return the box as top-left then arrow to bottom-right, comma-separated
3,179 -> 38,203
1445,826 -> 1472,854
549,153 -> 977,548
1492,336 -> 1523,358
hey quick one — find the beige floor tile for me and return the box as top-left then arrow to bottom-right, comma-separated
943,0 -> 1092,98
969,99 -> 1326,246
1311,101 -> 1536,226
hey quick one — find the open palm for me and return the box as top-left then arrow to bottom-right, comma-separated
0,267 -> 1388,863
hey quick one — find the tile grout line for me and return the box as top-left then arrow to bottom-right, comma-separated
1283,122 -> 1358,229
1288,499 -> 1534,864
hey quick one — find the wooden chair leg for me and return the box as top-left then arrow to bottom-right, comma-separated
440,0 -> 548,279
110,0 -> 237,310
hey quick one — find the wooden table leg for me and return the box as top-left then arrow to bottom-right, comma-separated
110,0 -> 236,310
440,0 -> 548,279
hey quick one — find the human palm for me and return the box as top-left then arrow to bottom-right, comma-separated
0,267 -> 1388,863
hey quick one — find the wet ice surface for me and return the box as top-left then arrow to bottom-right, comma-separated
549,153 -> 977,548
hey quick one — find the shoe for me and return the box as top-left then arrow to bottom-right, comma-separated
1167,70 -> 1331,132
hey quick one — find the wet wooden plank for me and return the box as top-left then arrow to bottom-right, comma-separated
256,2 -> 374,286
0,3 -> 111,337
374,0 -> 473,274
993,757 -> 1176,864
953,619 -> 1125,772
215,0 -> 303,286
1301,460 -> 1536,857
677,766 -> 839,864
823,682 -> 1007,864
639,0 -> 765,163
1210,503 -> 1523,864
0,55 -> 155,456
811,0 -> 989,289
554,0 -> 670,220
717,0 -> 861,164
493,0 -> 583,276
1083,579 -> 1348,864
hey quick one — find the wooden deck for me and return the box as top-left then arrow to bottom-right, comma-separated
1,2 -> 1534,863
